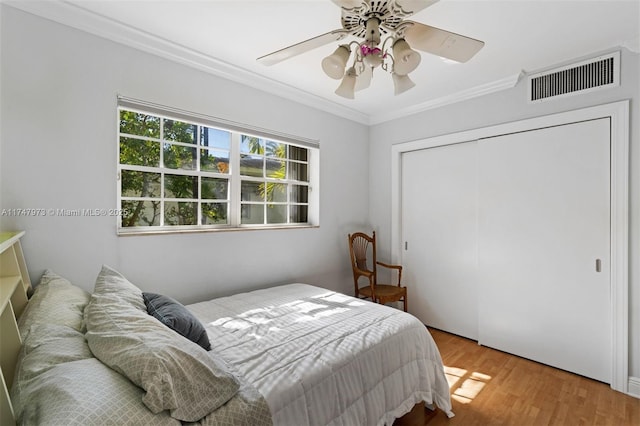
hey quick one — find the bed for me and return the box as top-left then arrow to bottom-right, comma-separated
2,249 -> 453,425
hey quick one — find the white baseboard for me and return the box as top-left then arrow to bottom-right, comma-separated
628,377 -> 640,399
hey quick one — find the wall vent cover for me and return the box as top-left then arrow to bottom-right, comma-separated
528,51 -> 620,102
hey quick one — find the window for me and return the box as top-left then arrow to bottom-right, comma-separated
117,99 -> 318,234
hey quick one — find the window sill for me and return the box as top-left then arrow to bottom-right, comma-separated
116,224 -> 319,236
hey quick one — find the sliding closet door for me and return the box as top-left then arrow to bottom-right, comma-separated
477,118 -> 611,383
402,142 -> 478,339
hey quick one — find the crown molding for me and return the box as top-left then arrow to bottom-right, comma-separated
369,72 -> 523,125
4,0 -> 526,127
4,0 -> 370,125
622,37 -> 640,54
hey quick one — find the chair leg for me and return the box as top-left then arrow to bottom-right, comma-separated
404,296 -> 407,312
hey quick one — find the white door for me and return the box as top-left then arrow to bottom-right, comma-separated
401,142 -> 479,339
477,118 -> 611,382
401,118 -> 611,383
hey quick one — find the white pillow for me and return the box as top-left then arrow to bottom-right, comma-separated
17,270 -> 90,339
85,271 -> 240,422
93,264 -> 147,311
14,324 -> 93,384
15,358 -> 180,426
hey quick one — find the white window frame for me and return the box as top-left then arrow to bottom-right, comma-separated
117,97 -> 319,235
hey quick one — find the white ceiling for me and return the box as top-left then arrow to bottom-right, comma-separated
7,0 -> 640,124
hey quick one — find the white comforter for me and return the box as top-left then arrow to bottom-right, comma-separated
187,284 -> 452,426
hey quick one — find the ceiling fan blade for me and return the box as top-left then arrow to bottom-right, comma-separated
330,0 -> 363,9
403,21 -> 484,63
394,0 -> 440,15
257,29 -> 351,66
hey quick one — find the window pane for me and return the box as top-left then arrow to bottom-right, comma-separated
202,203 -> 228,225
121,170 -> 161,198
201,127 -> 230,150
265,140 -> 286,158
241,204 -> 264,224
200,148 -> 229,173
120,138 -> 160,167
164,143 -> 197,170
120,110 -> 160,138
240,154 -> 264,177
163,119 -> 196,144
289,146 -> 308,161
118,105 -> 316,232
267,204 -> 287,224
201,177 -> 228,200
269,183 -> 287,202
290,205 -> 308,223
164,201 -> 197,225
240,135 -> 264,154
165,174 -> 198,199
290,185 -> 308,203
241,181 -> 264,202
266,157 -> 285,179
288,161 -> 308,182
121,200 -> 160,227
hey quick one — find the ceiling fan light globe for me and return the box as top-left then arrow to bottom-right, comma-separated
363,53 -> 383,69
322,45 -> 351,79
392,72 -> 416,95
354,66 -> 373,91
392,39 -> 421,76
335,67 -> 357,99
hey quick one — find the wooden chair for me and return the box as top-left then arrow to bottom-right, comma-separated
348,231 -> 407,311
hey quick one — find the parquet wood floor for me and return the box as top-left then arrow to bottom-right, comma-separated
394,328 -> 640,426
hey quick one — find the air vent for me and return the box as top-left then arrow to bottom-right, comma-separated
528,51 -> 619,102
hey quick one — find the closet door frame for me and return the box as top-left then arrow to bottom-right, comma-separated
390,100 -> 629,394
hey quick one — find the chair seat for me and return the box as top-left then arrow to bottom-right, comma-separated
358,284 -> 406,300
349,231 -> 408,312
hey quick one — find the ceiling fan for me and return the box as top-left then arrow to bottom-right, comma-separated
257,0 -> 484,99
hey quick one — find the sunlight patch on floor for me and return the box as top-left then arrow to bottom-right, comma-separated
444,365 -> 492,404
444,366 -> 467,389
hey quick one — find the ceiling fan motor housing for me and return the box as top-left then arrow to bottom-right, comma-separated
341,1 -> 411,40
364,17 -> 381,45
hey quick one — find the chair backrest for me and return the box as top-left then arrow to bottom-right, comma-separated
348,231 -> 378,292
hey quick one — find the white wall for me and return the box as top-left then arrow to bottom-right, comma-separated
0,6 -> 370,303
2,1 -> 638,383
369,48 -> 640,378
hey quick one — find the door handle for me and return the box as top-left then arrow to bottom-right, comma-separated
595,259 -> 601,273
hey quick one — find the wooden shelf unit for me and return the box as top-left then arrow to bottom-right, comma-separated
0,231 -> 31,426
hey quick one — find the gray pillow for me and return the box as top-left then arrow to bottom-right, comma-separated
143,292 -> 211,351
